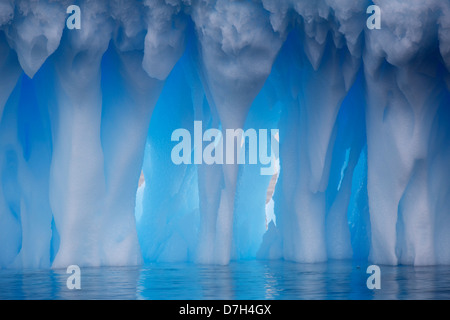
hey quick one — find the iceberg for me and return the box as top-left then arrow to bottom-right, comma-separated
0,0 -> 450,269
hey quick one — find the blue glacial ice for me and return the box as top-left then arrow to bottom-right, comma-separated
1,0 -> 450,269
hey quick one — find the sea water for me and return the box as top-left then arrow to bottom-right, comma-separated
0,260 -> 449,300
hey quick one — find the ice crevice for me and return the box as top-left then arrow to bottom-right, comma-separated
0,0 -> 450,268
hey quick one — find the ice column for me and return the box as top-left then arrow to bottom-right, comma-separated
364,0 -> 447,265
111,0 -> 189,263
100,0 -> 190,266
191,0 -> 284,264
48,0 -> 113,268
0,1 -> 65,268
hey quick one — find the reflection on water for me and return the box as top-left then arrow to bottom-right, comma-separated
0,260 -> 449,300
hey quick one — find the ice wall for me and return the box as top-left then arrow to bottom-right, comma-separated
0,0 -> 450,268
